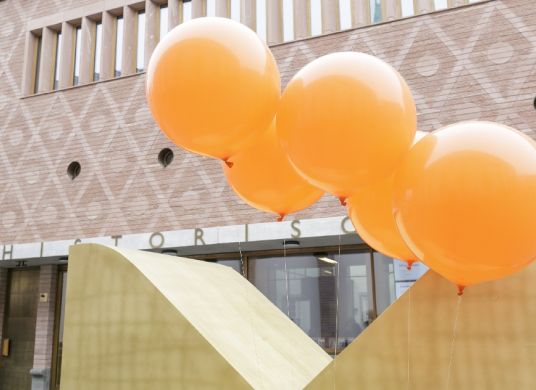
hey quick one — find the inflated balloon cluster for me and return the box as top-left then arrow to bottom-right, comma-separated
146,18 -> 536,293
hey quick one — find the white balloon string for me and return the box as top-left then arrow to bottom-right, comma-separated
446,295 -> 462,390
407,286 -> 411,390
284,240 -> 290,318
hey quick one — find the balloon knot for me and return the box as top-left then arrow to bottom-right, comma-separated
277,214 -> 285,222
338,197 -> 347,206
223,159 -> 233,168
457,285 -> 465,296
406,260 -> 414,271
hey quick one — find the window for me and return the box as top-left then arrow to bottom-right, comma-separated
159,5 -> 168,41
34,35 -> 42,93
183,0 -> 192,22
93,21 -> 102,81
53,32 -> 62,90
73,26 -> 82,85
282,0 -> 293,42
248,251 -> 373,353
339,0 -> 352,30
136,11 -> 145,73
256,0 -> 267,42
311,0 -> 322,36
115,16 -> 123,77
370,0 -> 382,23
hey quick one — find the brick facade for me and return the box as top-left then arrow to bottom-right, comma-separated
0,268 -> 6,342
0,0 -> 534,247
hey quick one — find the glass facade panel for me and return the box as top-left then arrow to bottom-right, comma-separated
115,16 -> 123,77
53,32 -> 62,90
248,251 -> 373,353
136,11 -> 145,72
93,22 -> 102,81
73,26 -> 82,85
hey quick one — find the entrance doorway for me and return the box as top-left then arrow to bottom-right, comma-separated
0,268 -> 39,390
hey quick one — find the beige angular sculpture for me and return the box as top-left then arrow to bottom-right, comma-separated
61,244 -> 331,390
306,262 -> 536,389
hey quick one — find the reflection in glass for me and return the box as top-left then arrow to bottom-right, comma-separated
136,11 -> 145,72
115,16 -> 123,76
249,252 -> 373,354
73,26 -> 82,85
54,271 -> 68,388
214,259 -> 242,274
53,32 -> 62,89
93,22 -> 102,81
160,5 -> 168,41
372,252 -> 397,315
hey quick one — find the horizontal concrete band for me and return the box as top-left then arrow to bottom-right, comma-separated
0,215 -> 359,264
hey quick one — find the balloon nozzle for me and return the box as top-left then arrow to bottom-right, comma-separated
457,285 -> 465,296
406,260 -> 414,271
277,214 -> 285,222
338,197 -> 347,206
223,159 -> 233,168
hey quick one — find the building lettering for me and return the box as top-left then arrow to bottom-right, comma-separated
341,216 -> 353,234
149,232 -> 164,249
291,220 -> 301,238
195,228 -> 205,245
2,245 -> 13,260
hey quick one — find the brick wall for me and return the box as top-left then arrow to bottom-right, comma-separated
0,0 -> 534,245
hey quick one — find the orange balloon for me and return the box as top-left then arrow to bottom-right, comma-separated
347,131 -> 427,267
277,52 -> 416,198
393,121 -> 536,287
223,123 -> 324,220
146,17 -> 280,161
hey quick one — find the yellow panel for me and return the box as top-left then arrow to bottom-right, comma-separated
307,262 -> 536,389
61,244 -> 331,390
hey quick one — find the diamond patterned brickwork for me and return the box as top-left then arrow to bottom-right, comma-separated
0,0 -> 535,244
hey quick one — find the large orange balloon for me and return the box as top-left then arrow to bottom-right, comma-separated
146,17 -> 280,162
277,52 -> 416,198
393,121 -> 536,287
223,123 -> 324,220
347,131 -> 427,267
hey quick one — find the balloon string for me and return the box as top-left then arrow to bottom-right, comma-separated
283,240 -> 290,318
446,295 -> 462,390
407,287 -> 411,390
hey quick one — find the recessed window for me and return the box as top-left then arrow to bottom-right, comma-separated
53,31 -> 62,90
67,161 -> 81,180
73,26 -> 82,85
533,96 -> 536,110
136,10 -> 145,73
159,5 -> 168,41
158,148 -> 174,168
93,21 -> 102,81
370,0 -> 382,23
115,16 -> 123,77
33,35 -> 42,94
